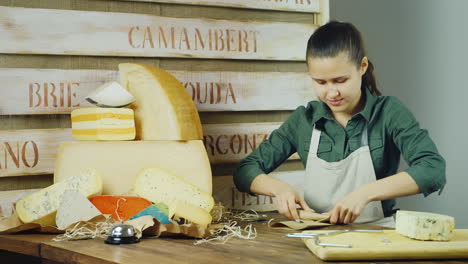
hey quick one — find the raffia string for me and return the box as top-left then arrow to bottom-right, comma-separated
194,203 -> 274,245
52,216 -> 114,241
53,197 -> 128,241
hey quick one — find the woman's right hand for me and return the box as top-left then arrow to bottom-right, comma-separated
250,173 -> 313,220
271,183 -> 313,220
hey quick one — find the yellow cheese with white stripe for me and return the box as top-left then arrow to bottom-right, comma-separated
119,63 -> 203,140
71,108 -> 136,141
134,166 -> 214,213
54,141 -> 212,196
396,210 -> 455,241
16,169 -> 102,226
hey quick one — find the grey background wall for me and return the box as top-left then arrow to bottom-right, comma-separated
331,0 -> 468,227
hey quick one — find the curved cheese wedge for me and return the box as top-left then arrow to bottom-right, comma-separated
169,200 -> 212,227
119,63 -> 203,140
71,108 -> 136,141
134,166 -> 214,213
16,169 -> 102,226
396,210 -> 455,241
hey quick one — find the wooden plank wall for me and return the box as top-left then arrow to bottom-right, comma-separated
0,0 -> 328,209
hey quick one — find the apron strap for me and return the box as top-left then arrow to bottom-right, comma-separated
310,125 -> 321,155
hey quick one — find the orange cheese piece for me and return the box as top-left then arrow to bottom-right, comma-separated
89,196 -> 152,221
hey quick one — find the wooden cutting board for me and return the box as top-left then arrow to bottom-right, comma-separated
303,229 -> 468,261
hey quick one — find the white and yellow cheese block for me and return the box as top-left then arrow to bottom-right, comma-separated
55,190 -> 102,230
71,108 -> 136,141
169,200 -> 212,227
119,63 -> 203,140
53,141 -> 212,195
134,166 -> 214,213
396,210 -> 455,241
16,169 -> 102,226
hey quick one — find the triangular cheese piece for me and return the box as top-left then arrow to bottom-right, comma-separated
56,191 -> 102,230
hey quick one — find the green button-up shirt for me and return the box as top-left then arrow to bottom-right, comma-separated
233,88 -> 446,216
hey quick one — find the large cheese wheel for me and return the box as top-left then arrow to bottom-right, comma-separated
16,169 -> 102,226
118,63 -> 203,140
53,141 -> 212,195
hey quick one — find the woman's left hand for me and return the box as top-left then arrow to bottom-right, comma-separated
325,188 -> 371,224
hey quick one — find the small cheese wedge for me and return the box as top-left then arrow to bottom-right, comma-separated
71,108 -> 136,141
54,141 -> 212,195
86,81 -> 135,108
119,63 -> 203,140
16,169 -> 102,226
56,191 -> 102,230
89,196 -> 152,221
169,200 -> 212,227
396,210 -> 455,241
133,166 -> 214,213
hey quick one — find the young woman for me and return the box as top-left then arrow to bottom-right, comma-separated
233,21 -> 446,227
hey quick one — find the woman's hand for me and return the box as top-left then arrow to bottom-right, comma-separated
272,184 -> 313,220
250,173 -> 313,220
325,188 -> 371,224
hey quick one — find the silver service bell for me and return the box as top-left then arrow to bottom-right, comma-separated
105,223 -> 140,244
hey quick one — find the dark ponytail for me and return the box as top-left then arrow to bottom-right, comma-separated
306,21 -> 382,96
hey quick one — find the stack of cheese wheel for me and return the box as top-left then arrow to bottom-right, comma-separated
53,63 -> 214,227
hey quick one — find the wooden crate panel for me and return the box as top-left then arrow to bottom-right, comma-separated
0,123 -> 300,177
0,7 -> 316,61
0,68 -> 315,115
114,0 -> 320,13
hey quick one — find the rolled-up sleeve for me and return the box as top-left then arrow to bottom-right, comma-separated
389,98 -> 446,197
233,107 -> 302,193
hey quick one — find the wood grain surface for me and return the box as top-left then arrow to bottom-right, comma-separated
1,215 -> 467,263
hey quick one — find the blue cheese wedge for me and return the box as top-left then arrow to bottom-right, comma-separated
396,210 -> 455,241
16,169 -> 102,226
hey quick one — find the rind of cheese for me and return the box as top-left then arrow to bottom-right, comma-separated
119,63 -> 203,140
130,204 -> 172,224
134,166 -> 214,213
54,141 -> 212,195
86,81 -> 135,108
55,191 -> 102,230
169,200 -> 212,227
71,108 -> 136,141
89,196 -> 152,221
16,169 -> 102,226
395,210 -> 455,241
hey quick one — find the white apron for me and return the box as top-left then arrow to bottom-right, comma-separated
304,124 -> 395,228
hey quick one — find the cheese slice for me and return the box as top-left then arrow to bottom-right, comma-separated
396,210 -> 455,241
71,108 -> 136,141
119,63 -> 203,140
86,81 -> 135,108
89,196 -> 152,221
16,169 -> 102,226
54,141 -> 212,195
134,166 -> 214,213
169,200 -> 212,227
55,191 -> 102,230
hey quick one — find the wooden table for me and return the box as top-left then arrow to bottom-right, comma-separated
1,215 -> 468,264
